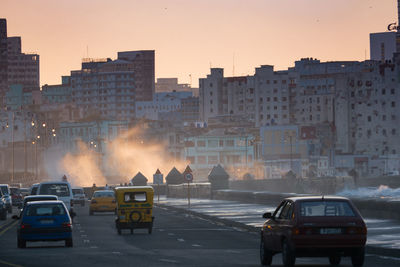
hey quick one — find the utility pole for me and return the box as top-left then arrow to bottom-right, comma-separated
11,111 -> 14,184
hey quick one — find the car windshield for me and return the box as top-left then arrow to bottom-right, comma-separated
72,189 -> 84,195
39,184 -> 70,197
0,186 -> 9,195
26,203 -> 66,216
124,192 -> 147,202
93,191 -> 114,198
300,201 -> 355,217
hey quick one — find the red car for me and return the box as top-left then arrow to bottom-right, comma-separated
260,196 -> 367,267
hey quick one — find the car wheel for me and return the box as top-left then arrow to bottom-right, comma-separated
65,238 -> 73,247
329,255 -> 341,266
17,238 -> 26,249
260,238 -> 273,266
282,239 -> 295,267
351,247 -> 365,267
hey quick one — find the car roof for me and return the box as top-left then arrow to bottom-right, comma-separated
284,195 -> 350,202
115,186 -> 153,190
93,190 -> 114,193
25,195 -> 58,199
26,200 -> 65,206
39,181 -> 70,185
0,184 -> 9,187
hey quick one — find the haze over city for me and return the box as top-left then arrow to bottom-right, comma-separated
1,0 -> 397,86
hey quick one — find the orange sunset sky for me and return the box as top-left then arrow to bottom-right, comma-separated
1,0 -> 397,87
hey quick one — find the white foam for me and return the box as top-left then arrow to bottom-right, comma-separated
338,185 -> 400,200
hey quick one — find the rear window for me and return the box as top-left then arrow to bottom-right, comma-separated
300,201 -> 355,217
93,191 -> 114,198
26,204 -> 66,216
124,192 -> 147,202
72,189 -> 84,195
39,184 -> 70,197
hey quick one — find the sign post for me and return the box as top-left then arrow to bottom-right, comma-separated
153,169 -> 163,204
183,165 -> 193,209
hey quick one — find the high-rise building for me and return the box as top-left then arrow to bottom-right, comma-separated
117,50 -> 155,101
370,32 -> 396,62
0,18 -> 39,102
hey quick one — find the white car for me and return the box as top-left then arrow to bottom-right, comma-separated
72,188 -> 86,206
37,182 -> 74,214
0,184 -> 12,213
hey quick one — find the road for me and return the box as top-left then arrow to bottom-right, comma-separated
0,204 -> 399,267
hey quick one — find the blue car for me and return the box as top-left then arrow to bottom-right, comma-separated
16,200 -> 73,248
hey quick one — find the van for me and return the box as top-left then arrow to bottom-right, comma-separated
37,182 -> 74,213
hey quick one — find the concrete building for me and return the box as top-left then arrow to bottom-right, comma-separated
135,91 -> 192,121
41,76 -> 72,105
370,32 -> 397,62
184,128 -> 255,180
0,19 -> 39,101
117,50 -> 154,101
156,78 -> 191,92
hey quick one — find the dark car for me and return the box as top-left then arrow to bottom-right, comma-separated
15,200 -> 73,248
260,196 -> 367,267
0,191 -> 7,220
10,187 -> 23,207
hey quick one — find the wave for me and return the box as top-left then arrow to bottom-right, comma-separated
338,185 -> 400,199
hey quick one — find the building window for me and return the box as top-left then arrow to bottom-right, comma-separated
226,140 -> 234,146
391,88 -> 395,95
219,140 -> 224,147
197,140 -> 206,147
392,129 -> 396,135
198,156 -> 206,164
368,116 -> 371,122
392,101 -> 396,107
382,89 -> 386,95
208,156 -> 218,164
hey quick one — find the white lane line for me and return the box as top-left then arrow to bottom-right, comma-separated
83,239 -> 90,243
168,233 -> 175,236
90,246 -> 98,249
112,252 -> 121,255
177,238 -> 185,242
192,244 -> 201,247
159,259 -> 179,263
81,234 -> 88,238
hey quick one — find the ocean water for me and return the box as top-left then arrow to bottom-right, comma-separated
338,185 -> 400,200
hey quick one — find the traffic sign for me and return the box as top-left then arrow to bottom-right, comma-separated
184,172 -> 193,182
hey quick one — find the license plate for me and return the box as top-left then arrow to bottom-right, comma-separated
320,228 -> 341,234
40,219 -> 54,224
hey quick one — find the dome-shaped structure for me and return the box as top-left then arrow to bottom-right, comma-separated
208,164 -> 230,190
165,167 -> 184,185
130,172 -> 148,186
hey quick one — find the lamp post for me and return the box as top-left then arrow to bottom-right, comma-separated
284,130 -> 296,172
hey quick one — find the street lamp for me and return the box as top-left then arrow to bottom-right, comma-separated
284,130 -> 296,172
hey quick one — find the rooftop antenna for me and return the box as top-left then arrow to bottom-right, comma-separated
86,45 -> 89,58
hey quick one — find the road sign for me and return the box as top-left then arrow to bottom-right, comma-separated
184,172 -> 193,182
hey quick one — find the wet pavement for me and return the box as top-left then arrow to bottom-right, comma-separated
157,197 -> 400,251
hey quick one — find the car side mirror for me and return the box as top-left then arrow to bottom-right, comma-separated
262,212 -> 272,219
12,215 -> 19,220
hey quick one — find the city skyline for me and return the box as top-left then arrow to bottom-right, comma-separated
1,0 -> 397,87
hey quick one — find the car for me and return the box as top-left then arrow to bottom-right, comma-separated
37,182 -> 74,215
0,184 -> 12,213
29,183 -> 40,195
260,196 -> 367,267
19,188 -> 30,198
10,187 -> 23,207
89,190 -> 116,215
14,200 -> 73,248
0,191 -> 7,220
72,188 -> 86,206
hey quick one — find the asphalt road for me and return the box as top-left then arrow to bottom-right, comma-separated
0,204 -> 399,267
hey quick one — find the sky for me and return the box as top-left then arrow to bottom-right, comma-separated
1,0 -> 397,87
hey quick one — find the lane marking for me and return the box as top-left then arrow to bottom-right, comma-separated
167,233 -> 175,236
83,239 -> 90,243
159,259 -> 179,263
90,246 -> 98,249
81,234 -> 88,238
177,238 -> 185,242
0,259 -> 23,267
0,221 -> 18,236
112,252 -> 121,255
192,244 -> 201,247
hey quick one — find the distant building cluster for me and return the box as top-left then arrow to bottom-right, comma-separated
0,16 -> 399,184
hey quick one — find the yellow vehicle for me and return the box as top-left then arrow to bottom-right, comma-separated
89,190 -> 116,215
115,186 -> 154,235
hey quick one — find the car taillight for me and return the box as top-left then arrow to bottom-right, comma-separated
21,223 -> 31,229
91,199 -> 97,204
294,227 -> 314,235
62,222 -> 72,228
